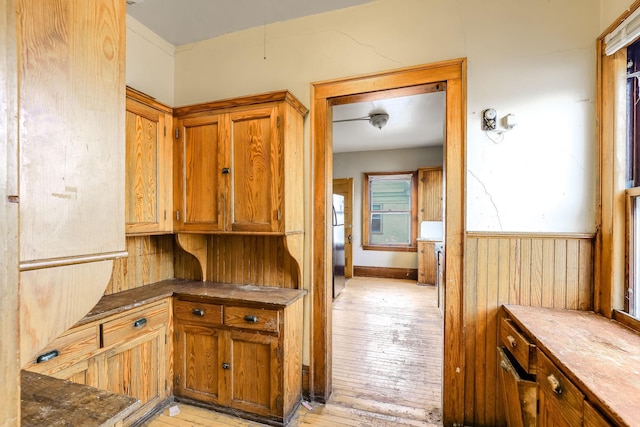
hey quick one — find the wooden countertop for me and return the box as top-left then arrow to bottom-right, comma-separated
503,305 -> 640,426
22,371 -> 139,426
82,279 -> 307,325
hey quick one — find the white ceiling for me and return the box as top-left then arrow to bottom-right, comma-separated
126,0 -> 373,46
126,0 -> 445,154
332,92 -> 445,153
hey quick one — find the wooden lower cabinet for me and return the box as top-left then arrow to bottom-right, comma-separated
174,296 -> 303,425
417,241 -> 437,285
25,300 -> 171,426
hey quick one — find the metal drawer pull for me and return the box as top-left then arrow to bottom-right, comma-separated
222,363 -> 230,370
547,374 -> 562,394
222,168 -> 230,174
192,309 -> 205,317
35,350 -> 59,364
506,335 -> 517,348
133,318 -> 147,328
244,315 -> 259,323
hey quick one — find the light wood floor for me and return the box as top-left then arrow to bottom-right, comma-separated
145,277 -> 444,426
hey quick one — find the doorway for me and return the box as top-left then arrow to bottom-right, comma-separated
310,59 -> 466,425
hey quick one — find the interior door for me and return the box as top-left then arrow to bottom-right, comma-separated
332,178 -> 353,279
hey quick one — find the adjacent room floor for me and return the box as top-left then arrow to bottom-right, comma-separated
145,277 -> 444,426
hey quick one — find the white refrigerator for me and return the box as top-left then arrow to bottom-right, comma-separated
332,194 -> 345,298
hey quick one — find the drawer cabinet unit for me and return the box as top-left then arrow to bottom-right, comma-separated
418,241 -> 437,285
173,290 -> 304,425
173,91 -> 307,235
25,300 -> 171,426
125,87 -> 173,235
501,305 -> 635,427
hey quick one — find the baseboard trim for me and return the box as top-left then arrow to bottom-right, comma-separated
353,266 -> 418,281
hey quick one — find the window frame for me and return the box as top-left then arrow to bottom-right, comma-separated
598,5 -> 640,331
362,171 -> 418,252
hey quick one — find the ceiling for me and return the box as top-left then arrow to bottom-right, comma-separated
332,92 -> 445,153
126,0 -> 445,154
126,0 -> 373,46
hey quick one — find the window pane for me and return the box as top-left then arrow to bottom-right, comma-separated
370,178 -> 412,211
369,212 -> 411,245
632,196 -> 640,317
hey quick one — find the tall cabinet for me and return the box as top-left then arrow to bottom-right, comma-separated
17,0 -> 126,366
2,0 -> 126,422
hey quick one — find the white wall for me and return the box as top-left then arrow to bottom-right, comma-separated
126,15 -> 175,106
601,0 -> 635,32
334,146 -> 443,269
171,0 -> 599,234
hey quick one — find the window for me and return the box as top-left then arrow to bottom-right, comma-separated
362,171 -> 417,251
626,40 -> 640,318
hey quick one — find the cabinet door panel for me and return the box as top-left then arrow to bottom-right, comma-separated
228,330 -> 279,416
230,107 -> 281,232
174,323 -> 226,405
103,326 -> 166,421
125,95 -> 172,234
176,115 -> 226,232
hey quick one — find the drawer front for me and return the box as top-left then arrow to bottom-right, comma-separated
224,306 -> 279,332
537,350 -> 584,426
497,347 -> 537,427
26,323 -> 98,374
500,318 -> 536,374
174,299 -> 223,325
102,301 -> 169,348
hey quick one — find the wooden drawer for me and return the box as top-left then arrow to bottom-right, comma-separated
26,323 -> 98,375
497,347 -> 536,427
174,299 -> 223,325
500,318 -> 537,374
102,301 -> 169,348
224,306 -> 279,332
537,350 -> 584,426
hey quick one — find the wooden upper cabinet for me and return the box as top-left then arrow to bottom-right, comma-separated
125,88 -> 173,235
418,167 -> 443,222
174,91 -> 307,235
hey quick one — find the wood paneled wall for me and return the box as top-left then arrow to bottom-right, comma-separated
174,235 -> 299,288
463,233 -> 594,426
106,235 -> 175,295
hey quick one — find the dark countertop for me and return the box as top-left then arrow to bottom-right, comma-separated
82,279 -> 307,325
22,371 -> 139,427
503,305 -> 640,426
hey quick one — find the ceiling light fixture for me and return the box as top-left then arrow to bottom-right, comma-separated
333,112 -> 390,130
369,113 -> 389,130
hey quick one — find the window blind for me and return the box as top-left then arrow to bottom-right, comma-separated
605,6 -> 640,55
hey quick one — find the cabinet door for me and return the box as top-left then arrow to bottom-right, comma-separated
175,114 -> 227,232
418,241 -> 437,284
227,329 -> 280,417
418,167 -> 443,222
102,325 -> 167,425
229,107 -> 282,232
125,95 -> 172,234
174,323 -> 227,405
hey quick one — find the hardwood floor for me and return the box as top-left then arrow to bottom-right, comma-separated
144,277 -> 443,426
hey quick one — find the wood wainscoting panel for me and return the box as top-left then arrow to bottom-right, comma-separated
206,235 -> 298,288
106,235 -> 175,295
464,232 -> 594,426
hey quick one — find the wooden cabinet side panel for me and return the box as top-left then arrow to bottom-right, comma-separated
18,0 -> 125,262
282,300 -> 303,417
283,103 -> 305,233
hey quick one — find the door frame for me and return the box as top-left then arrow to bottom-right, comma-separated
332,178 -> 353,279
310,58 -> 466,425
